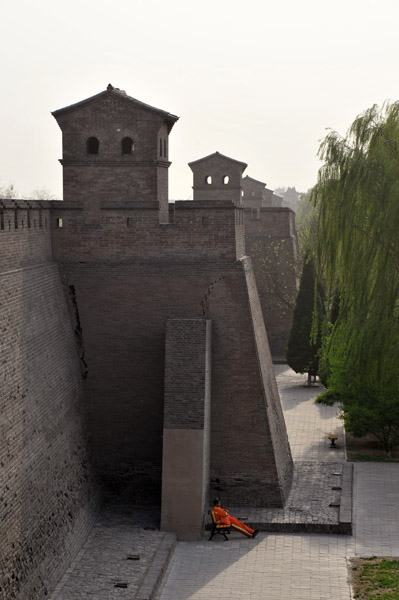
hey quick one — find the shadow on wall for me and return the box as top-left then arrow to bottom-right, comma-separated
0,256 -> 100,600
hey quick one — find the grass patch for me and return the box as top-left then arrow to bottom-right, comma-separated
350,557 -> 399,599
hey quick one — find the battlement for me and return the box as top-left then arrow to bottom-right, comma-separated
0,199 -> 55,272
244,205 -> 296,238
0,199 -> 53,229
51,198 -> 245,263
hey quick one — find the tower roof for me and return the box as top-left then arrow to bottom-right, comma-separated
188,151 -> 247,171
242,175 -> 267,187
52,84 -> 179,133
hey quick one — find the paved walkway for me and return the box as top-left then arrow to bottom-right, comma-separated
49,506 -> 170,600
276,365 -> 345,462
157,367 -> 399,600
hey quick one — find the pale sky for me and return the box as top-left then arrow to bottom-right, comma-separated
1,0 -> 399,200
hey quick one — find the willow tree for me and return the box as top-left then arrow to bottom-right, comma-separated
312,102 -> 399,453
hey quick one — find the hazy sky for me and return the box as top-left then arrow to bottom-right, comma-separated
1,0 -> 399,199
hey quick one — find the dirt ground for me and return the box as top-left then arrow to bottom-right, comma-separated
346,432 -> 399,462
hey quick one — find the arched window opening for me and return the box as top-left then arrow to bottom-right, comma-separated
87,137 -> 99,155
206,175 -> 212,184
121,137 -> 134,154
223,175 -> 229,184
160,138 -> 163,156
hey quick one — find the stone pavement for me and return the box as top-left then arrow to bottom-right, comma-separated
157,366 -> 399,600
275,365 -> 345,462
354,463 -> 399,557
157,535 -> 352,600
49,506 -> 175,600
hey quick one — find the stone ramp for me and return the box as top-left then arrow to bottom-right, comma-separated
207,461 -> 352,535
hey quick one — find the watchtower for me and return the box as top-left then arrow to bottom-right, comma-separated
52,84 -> 179,222
188,151 -> 247,205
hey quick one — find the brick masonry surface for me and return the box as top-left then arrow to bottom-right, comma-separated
58,258 -> 291,508
244,207 -> 298,357
0,261 -> 100,600
163,319 -> 211,430
161,319 -> 211,538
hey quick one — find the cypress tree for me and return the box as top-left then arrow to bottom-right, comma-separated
286,256 -> 324,385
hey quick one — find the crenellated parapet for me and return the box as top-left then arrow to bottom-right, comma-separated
0,199 -> 57,272
0,199 -> 53,230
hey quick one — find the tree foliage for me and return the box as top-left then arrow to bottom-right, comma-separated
286,255 -> 325,383
0,182 -> 18,199
0,181 -> 56,200
295,189 -> 319,258
312,101 -> 399,452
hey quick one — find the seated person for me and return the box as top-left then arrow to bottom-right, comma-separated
212,498 -> 259,538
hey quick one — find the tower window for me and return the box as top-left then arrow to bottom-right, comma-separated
160,138 -> 163,156
56,218 -> 63,228
87,137 -> 99,155
122,137 -> 134,154
206,176 -> 212,184
223,175 -> 229,184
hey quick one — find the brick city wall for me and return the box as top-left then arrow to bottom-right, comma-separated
51,200 -> 244,263
58,251 -> 292,507
244,207 -> 298,357
0,206 -> 100,600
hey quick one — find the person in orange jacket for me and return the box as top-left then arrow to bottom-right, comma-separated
212,498 -> 259,538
